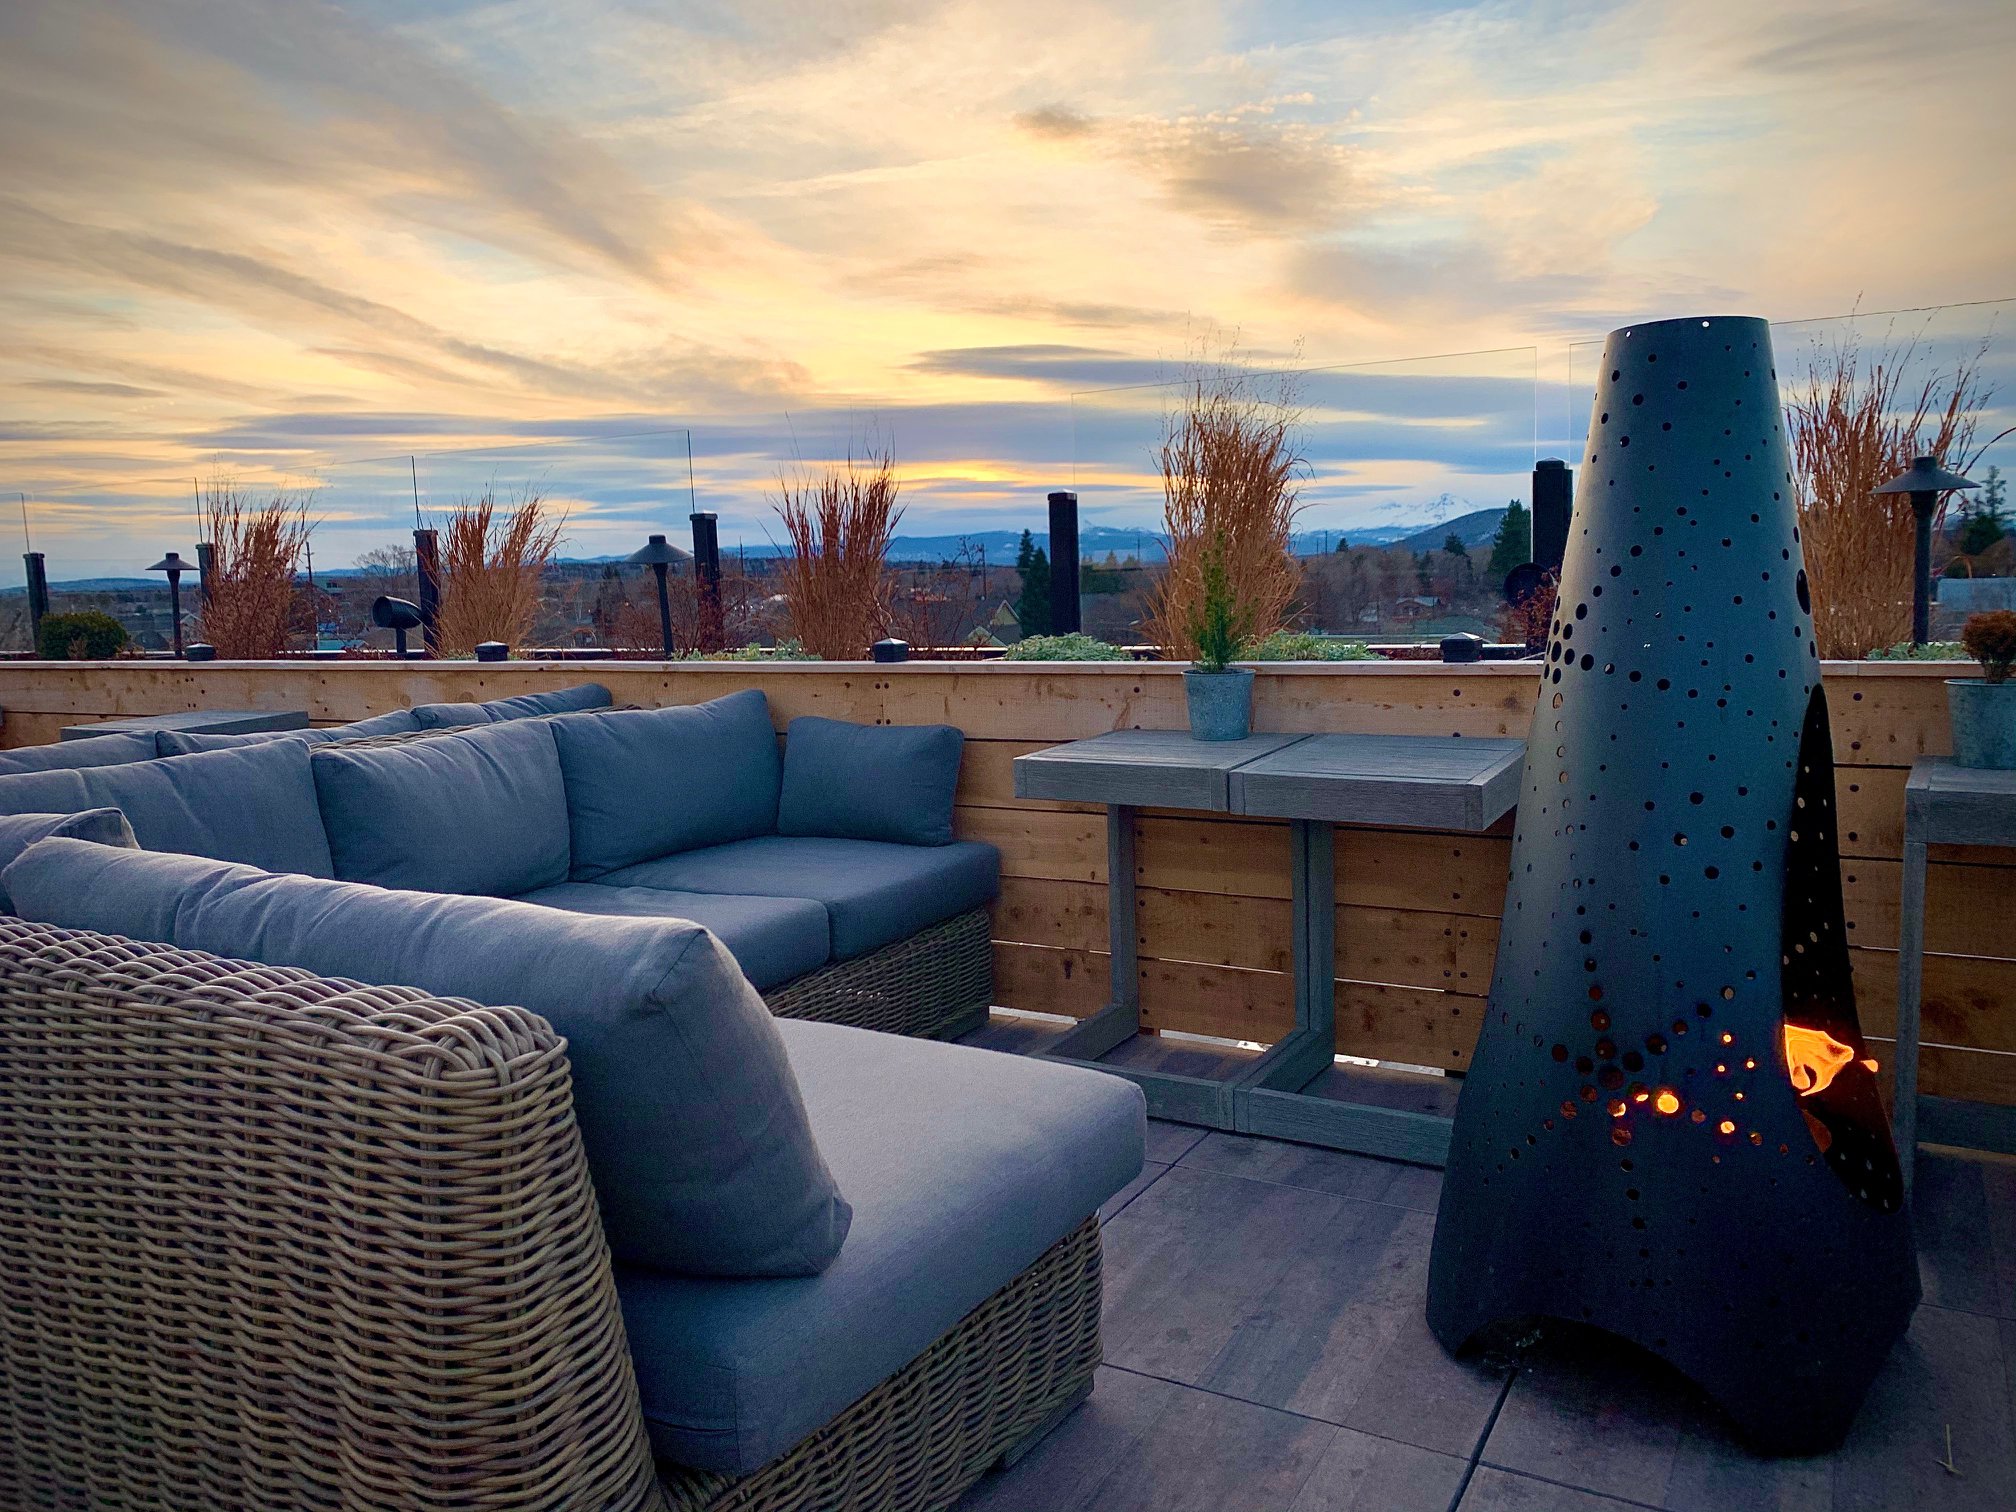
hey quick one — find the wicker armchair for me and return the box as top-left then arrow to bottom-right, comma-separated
0,918 -> 1096,1512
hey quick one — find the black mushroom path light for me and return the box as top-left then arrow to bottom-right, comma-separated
1426,316 -> 1918,1455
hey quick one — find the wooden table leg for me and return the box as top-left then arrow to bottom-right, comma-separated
1043,804 -> 1139,1062
1893,834 -> 1928,1194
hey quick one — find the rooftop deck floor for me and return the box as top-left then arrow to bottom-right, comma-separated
951,1024 -> 2016,1512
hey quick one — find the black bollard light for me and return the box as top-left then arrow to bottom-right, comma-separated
147,552 -> 193,657
627,533 -> 690,659
871,637 -> 910,663
1875,456 -> 1978,645
474,641 -> 509,663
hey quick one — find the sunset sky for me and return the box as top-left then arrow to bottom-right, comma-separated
3,0 -> 2013,580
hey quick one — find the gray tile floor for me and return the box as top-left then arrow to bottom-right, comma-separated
954,1118 -> 2016,1512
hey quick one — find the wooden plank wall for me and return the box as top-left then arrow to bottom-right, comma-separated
2,658 -> 2010,1103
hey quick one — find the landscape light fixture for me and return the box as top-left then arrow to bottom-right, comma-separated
371,595 -> 425,659
626,533 -> 689,659
1874,455 -> 1978,645
147,552 -> 193,657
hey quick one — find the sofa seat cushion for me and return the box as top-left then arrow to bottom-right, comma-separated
0,730 -> 160,774
0,809 -> 136,911
618,1018 -> 1145,1475
512,882 -> 829,990
3,840 -> 851,1279
0,739 -> 335,877
595,837 -> 999,961
312,718 -> 570,896
552,690 -> 781,879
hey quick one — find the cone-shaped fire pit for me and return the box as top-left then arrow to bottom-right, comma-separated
1426,315 -> 1918,1454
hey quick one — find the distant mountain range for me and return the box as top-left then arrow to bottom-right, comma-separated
1,505 -> 1514,594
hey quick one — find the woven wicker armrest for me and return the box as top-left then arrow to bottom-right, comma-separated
0,917 -> 661,1512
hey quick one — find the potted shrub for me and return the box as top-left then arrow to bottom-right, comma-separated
1950,610 -> 2016,768
1183,545 -> 1254,740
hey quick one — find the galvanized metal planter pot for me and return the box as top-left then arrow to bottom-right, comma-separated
1947,678 -> 2016,769
1426,315 -> 1918,1455
1183,668 -> 1254,741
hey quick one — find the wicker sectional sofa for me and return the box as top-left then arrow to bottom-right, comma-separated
0,683 -> 1147,1511
0,684 -> 996,1040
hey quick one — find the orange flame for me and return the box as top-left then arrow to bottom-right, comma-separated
1783,1023 -> 1859,1096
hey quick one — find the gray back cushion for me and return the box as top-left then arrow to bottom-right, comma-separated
0,731 -> 161,774
551,689 -> 781,879
411,702 -> 495,730
3,839 -> 851,1277
156,727 -> 345,756
333,708 -> 424,739
778,718 -> 964,846
0,809 -> 136,911
0,740 -> 334,876
311,717 -> 570,895
483,682 -> 613,721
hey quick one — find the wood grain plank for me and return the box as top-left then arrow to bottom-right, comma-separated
1842,855 -> 2016,958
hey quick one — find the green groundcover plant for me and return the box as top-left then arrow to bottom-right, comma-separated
1001,633 -> 1128,661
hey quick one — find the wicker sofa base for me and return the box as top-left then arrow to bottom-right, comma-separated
654,1217 -> 1103,1512
762,907 -> 993,1040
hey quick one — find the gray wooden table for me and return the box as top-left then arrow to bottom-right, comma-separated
1895,757 -> 2016,1191
61,710 -> 310,741
1014,729 -> 1524,1163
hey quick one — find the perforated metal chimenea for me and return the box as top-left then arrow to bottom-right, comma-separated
1427,315 -> 1918,1454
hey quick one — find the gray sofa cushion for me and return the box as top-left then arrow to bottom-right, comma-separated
0,731 -> 160,774
597,836 -> 999,960
513,882 -> 830,989
411,702 -> 494,730
332,708 -> 425,739
312,719 -> 570,896
619,1017 -> 1145,1474
778,718 -> 963,846
483,682 -> 612,720
0,740 -> 335,876
0,809 -> 135,911
551,690 -> 781,879
156,727 -> 346,755
3,840 -> 852,1278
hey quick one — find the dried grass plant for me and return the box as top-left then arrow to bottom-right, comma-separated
772,450 -> 901,659
1143,357 -> 1306,659
1789,334 -> 2009,658
434,489 -> 565,656
195,479 -> 313,658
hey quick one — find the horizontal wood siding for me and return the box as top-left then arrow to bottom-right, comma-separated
3,658 -> 2009,1103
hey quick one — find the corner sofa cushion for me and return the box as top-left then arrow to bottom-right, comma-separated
777,717 -> 963,846
618,1017 -> 1146,1474
483,682 -> 612,720
312,718 -> 570,895
0,740 -> 334,876
0,730 -> 161,774
156,727 -> 346,755
0,809 -> 135,911
512,882 -> 829,989
2,840 -> 852,1278
551,690 -> 781,878
596,835 -> 999,960
411,702 -> 494,730
333,708 -> 424,740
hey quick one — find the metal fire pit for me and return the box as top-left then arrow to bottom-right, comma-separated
1426,315 -> 1918,1454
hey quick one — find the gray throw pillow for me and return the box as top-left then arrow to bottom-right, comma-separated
155,728 -> 345,755
0,809 -> 136,911
550,690 -> 781,878
311,717 -> 571,895
777,717 -> 964,846
4,839 -> 852,1277
411,702 -> 495,730
0,730 -> 160,774
482,683 -> 613,721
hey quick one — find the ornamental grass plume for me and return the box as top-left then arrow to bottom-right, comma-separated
194,478 -> 313,658
434,488 -> 565,656
772,448 -> 902,660
1144,352 -> 1305,659
1788,332 -> 2009,658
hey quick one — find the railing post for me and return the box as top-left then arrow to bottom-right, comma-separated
412,527 -> 441,657
690,511 -> 724,652
1532,459 -> 1572,574
1047,490 -> 1081,634
23,552 -> 49,653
